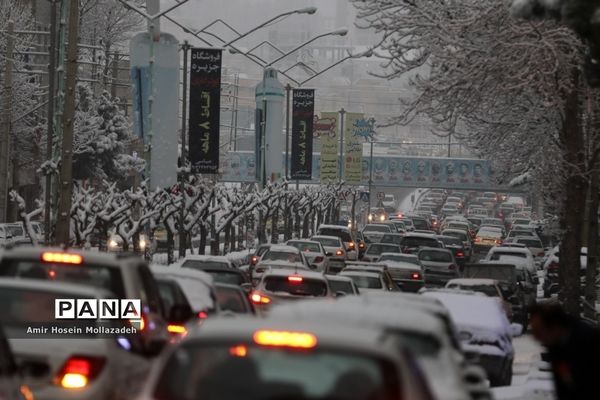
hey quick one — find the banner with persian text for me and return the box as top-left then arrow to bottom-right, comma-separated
343,112 -> 364,184
316,112 -> 339,182
290,89 -> 314,180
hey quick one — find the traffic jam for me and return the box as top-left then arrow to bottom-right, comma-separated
0,189 -> 557,400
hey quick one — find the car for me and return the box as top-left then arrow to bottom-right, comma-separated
512,236 -> 545,259
137,316 -> 433,400
441,229 -> 473,257
286,239 -> 328,271
382,193 -> 397,209
542,246 -> 587,297
387,220 -> 407,234
445,278 -> 513,321
399,233 -> 442,254
361,243 -> 401,262
0,247 -> 169,350
505,228 -> 538,241
343,262 -> 399,290
0,223 -> 30,246
180,255 -> 250,286
473,226 -> 503,252
325,275 -> 360,296
407,215 -> 432,231
436,235 -> 468,266
249,244 -> 271,268
0,278 -> 151,399
315,225 -> 358,260
339,270 -> 396,293
423,291 -> 520,387
214,283 -> 255,315
418,247 -> 459,286
361,223 -> 393,243
485,246 -> 536,274
311,235 -> 346,274
377,253 -> 424,292
252,245 -> 310,283
250,269 -> 332,312
380,232 -> 403,246
270,298 -> 473,400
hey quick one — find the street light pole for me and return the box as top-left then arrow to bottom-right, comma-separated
284,84 -> 291,180
368,137 -> 374,219
179,40 -> 190,258
45,0 -> 57,244
338,108 -> 346,183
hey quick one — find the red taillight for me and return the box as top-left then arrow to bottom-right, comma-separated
456,251 -> 465,258
495,239 -> 503,245
313,256 -> 324,263
411,272 -> 421,280
336,249 -> 344,256
198,311 -> 208,319
55,356 -> 105,389
251,256 -> 258,265
251,292 -> 271,304
348,242 -> 355,250
474,237 -> 481,243
288,275 -> 303,283
448,264 -> 457,270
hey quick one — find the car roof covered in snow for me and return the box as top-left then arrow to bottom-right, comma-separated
446,278 -> 499,286
180,255 -> 232,264
265,245 -> 302,253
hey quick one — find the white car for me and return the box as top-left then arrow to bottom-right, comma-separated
252,245 -> 310,283
424,291 -> 521,387
1,279 -> 150,399
512,236 -> 545,259
180,255 -> 236,270
315,225 -> 358,260
285,239 -> 328,271
137,317 -> 434,400
270,298 -> 473,400
311,235 -> 347,273
485,246 -> 536,274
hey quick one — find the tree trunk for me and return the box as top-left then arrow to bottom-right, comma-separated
271,208 -> 279,244
199,225 -> 207,255
166,229 -> 174,265
559,71 -> 586,316
302,213 -> 310,238
230,224 -> 236,251
223,223 -> 231,254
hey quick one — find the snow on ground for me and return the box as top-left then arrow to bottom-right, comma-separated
493,335 -> 555,400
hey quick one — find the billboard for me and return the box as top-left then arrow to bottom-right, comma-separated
290,89 -> 314,180
219,152 -> 495,190
189,48 -> 222,174
344,113 -> 364,184
317,112 -> 339,182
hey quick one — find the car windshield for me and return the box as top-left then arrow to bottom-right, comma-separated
367,244 -> 399,255
215,286 -> 250,314
439,237 -> 463,247
288,242 -> 321,253
262,251 -> 302,264
490,251 -> 526,260
419,250 -> 452,263
401,237 -> 440,248
0,259 -> 126,298
411,219 -> 429,230
448,284 -> 498,297
182,260 -> 230,270
153,344 -> 396,400
517,239 -> 542,248
344,274 -> 383,289
264,276 -> 327,297
6,225 -> 23,237
314,237 -> 341,247
442,231 -> 467,241
327,279 -> 354,295
378,254 -> 420,265
204,270 -> 244,286
257,247 -> 270,257
478,230 -> 501,238
448,224 -> 467,230
363,225 -> 390,233
513,219 -> 530,225
318,228 -> 352,242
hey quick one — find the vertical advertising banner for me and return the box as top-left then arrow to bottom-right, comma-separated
291,89 -> 315,180
189,48 -> 222,174
316,112 -> 339,182
344,112 -> 364,184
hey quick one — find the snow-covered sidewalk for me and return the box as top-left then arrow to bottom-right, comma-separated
492,335 -> 555,400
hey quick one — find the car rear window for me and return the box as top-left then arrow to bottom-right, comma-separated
448,284 -> 498,297
363,225 -> 391,233
215,286 -> 250,314
317,228 -> 352,243
401,237 -> 440,248
442,231 -> 467,241
6,225 -> 24,237
490,251 -> 526,260
264,276 -> 327,297
288,242 -> 321,253
327,279 -> 354,295
343,274 -> 382,289
419,250 -> 452,263
314,237 -> 341,247
367,244 -> 400,255
261,251 -> 302,264
153,344 -> 397,400
381,235 -> 402,245
411,219 -> 429,230
204,270 -> 244,286
0,259 -> 126,298
378,254 -> 420,265
0,287 -> 85,324
182,260 -> 230,270
439,237 -> 463,247
516,239 -> 542,248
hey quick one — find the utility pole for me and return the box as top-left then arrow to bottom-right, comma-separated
0,21 -> 15,223
233,73 -> 239,151
45,1 -> 58,244
179,40 -> 190,258
55,0 -> 79,245
111,51 -> 119,98
338,108 -> 345,183
447,133 -> 451,158
367,138 -> 374,219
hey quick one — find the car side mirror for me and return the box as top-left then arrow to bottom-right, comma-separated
335,291 -> 347,298
19,360 -> 50,378
510,323 -> 523,338
168,304 -> 193,324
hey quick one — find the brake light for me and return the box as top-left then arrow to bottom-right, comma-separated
336,249 -> 344,256
41,252 -> 83,265
230,345 -> 248,357
456,251 -> 465,258
348,242 -> 355,250
251,255 -> 259,265
55,356 -> 105,389
198,311 -> 208,319
313,256 -> 324,263
411,272 -> 421,280
253,330 -> 317,349
495,239 -> 503,245
474,237 -> 481,243
167,324 -> 187,335
288,275 -> 303,283
397,213 -> 404,218
251,292 -> 271,304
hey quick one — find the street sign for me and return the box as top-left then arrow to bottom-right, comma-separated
377,191 -> 385,200
360,192 -> 370,203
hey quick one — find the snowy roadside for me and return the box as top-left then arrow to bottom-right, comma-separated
492,335 -> 555,400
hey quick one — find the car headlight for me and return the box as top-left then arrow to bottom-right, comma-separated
139,239 -> 147,250
108,239 -> 118,248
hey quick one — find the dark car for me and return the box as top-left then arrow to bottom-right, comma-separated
399,233 -> 442,254
198,267 -> 251,287
436,235 -> 468,267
